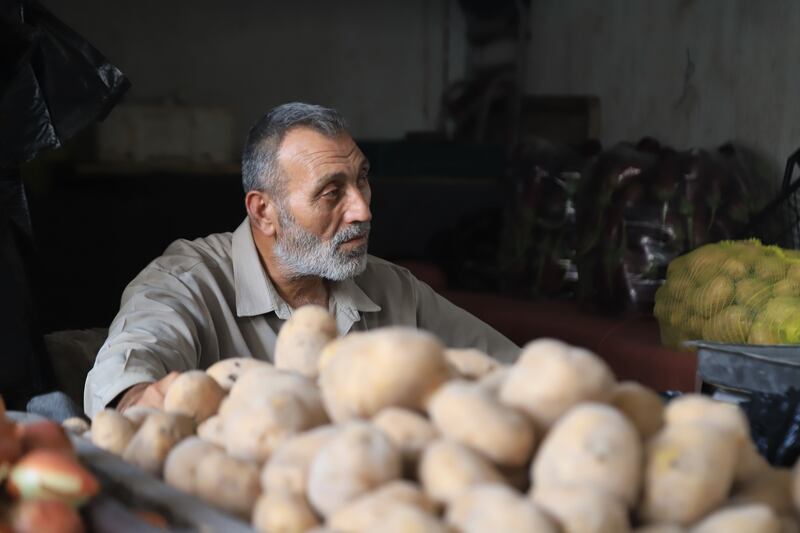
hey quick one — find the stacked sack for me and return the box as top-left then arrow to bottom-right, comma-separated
655,240 -> 800,350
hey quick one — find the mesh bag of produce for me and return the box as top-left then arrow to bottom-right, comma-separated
654,240 -> 800,349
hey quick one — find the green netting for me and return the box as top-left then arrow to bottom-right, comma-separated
654,240 -> 800,350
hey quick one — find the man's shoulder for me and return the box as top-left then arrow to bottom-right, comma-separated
148,231 -> 234,277
356,255 -> 418,289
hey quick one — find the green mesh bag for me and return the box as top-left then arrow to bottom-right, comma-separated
654,240 -> 800,350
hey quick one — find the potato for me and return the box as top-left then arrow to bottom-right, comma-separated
532,403 -> 641,506
372,407 -> 438,472
62,417 -> 90,436
164,436 -> 221,494
664,394 -> 750,444
122,412 -> 194,476
499,338 -> 615,431
736,439 -> 770,486
447,483 -> 557,533
444,348 -> 501,380
531,486 -> 630,533
318,327 -> 451,422
307,421 -> 402,517
689,504 -> 779,533
793,459 -> 800,514
122,405 -> 159,429
368,504 -> 447,533
328,480 -> 437,531
252,490 -> 319,533
640,423 -> 738,525
610,381 -> 664,439
633,526 -> 686,533
163,370 -> 226,424
261,425 -> 340,495
206,357 -> 274,391
195,451 -> 261,518
428,380 -> 535,467
730,467 -> 793,516
275,304 -> 338,378
91,409 -> 136,455
475,367 -> 510,396
196,415 -> 227,448
418,439 -> 505,504
226,370 -> 327,427
224,395 -> 315,464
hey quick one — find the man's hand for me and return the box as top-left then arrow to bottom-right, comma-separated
116,372 -> 180,413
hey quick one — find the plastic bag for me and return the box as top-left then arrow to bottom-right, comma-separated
0,0 -> 130,164
740,387 -> 800,467
654,240 -> 800,349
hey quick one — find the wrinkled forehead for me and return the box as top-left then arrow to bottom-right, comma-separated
278,127 -> 367,182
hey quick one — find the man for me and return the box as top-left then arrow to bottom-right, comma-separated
83,102 -> 518,417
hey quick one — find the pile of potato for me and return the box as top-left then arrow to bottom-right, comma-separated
77,305 -> 800,533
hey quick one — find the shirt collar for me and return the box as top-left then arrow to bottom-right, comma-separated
232,218 -> 382,319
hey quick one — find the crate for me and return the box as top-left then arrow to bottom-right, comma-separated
741,147 -> 800,248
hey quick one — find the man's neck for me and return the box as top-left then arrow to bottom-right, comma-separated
251,223 -> 329,309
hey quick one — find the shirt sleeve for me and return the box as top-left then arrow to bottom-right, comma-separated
83,266 -> 210,417
411,275 -> 520,363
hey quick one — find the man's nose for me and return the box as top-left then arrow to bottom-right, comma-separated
344,188 -> 372,224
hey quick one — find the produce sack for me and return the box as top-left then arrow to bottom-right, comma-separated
655,240 -> 800,349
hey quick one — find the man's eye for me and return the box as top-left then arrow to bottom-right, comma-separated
358,174 -> 370,185
322,188 -> 340,198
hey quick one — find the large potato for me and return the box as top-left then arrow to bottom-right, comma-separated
225,370 -> 327,427
62,417 -> 90,436
196,415 -> 226,448
730,467 -> 793,516
794,459 -> 800,515
610,381 -> 664,440
447,484 -> 558,533
640,423 -> 738,525
307,421 -> 402,517
531,486 -> 630,533
275,304 -> 338,378
499,338 -> 615,431
122,405 -> 159,429
428,380 -> 534,467
444,348 -> 501,380
328,480 -> 436,532
163,370 -> 226,424
91,409 -> 136,455
122,412 -> 194,476
689,504 -> 780,533
163,436 -> 221,494
532,403 -> 641,506
372,407 -> 438,472
260,425 -> 340,495
206,357 -> 274,391
195,452 -> 261,518
664,394 -> 750,444
318,327 -> 451,422
418,439 -> 505,504
252,490 -> 319,533
633,526 -> 686,533
368,504 -> 447,533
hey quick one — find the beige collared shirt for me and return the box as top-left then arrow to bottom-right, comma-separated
83,219 -> 518,416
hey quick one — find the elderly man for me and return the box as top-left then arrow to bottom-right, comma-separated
83,102 -> 518,417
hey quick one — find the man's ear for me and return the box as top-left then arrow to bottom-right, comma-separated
245,190 -> 278,237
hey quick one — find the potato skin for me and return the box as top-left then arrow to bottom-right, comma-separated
307,421 -> 402,517
532,403 -> 641,507
318,327 -> 451,422
418,439 -> 505,505
499,338 -> 615,431
260,425 -> 340,495
62,417 -> 90,436
610,381 -> 664,440
689,504 -> 780,533
164,436 -> 221,494
122,412 -> 195,476
251,490 -> 319,533
275,304 -> 338,379
447,484 -> 557,533
91,409 -> 136,455
428,380 -> 535,467
122,405 -> 159,429
444,348 -> 501,380
328,480 -> 436,532
372,407 -> 438,471
196,415 -> 226,448
531,486 -> 631,533
195,452 -> 261,519
640,423 -> 738,525
206,357 -> 274,391
163,370 -> 226,424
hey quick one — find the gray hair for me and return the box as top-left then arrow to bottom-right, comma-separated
241,102 -> 348,195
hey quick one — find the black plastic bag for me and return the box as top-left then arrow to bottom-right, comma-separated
0,0 -> 130,164
740,387 -> 800,467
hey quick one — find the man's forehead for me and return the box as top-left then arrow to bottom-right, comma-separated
279,127 -> 366,172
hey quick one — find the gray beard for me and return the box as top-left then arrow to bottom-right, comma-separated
273,207 -> 370,281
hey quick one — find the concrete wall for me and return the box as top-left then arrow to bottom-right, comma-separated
526,0 -> 800,177
43,0 -> 465,144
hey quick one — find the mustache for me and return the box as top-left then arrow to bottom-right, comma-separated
333,222 -> 371,247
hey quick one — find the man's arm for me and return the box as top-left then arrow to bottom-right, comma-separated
83,267 -> 209,417
411,276 -> 520,363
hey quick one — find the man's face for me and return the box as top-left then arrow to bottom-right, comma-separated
272,127 -> 372,280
